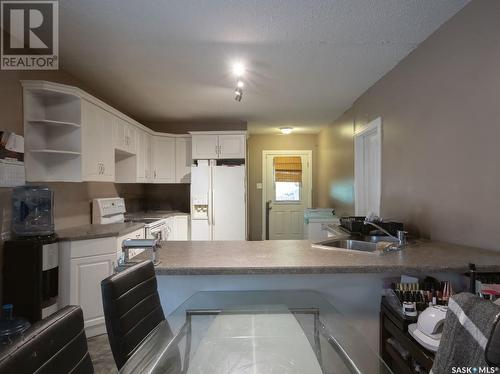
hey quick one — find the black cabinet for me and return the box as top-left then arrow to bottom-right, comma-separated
380,296 -> 434,373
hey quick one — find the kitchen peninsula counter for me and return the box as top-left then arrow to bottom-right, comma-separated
149,240 -> 500,275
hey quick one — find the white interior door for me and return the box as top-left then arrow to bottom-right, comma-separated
354,117 -> 382,216
264,151 -> 312,240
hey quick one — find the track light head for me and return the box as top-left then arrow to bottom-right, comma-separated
234,87 -> 243,102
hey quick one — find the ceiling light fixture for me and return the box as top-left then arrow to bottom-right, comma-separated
280,127 -> 293,135
232,62 -> 245,77
237,80 -> 244,88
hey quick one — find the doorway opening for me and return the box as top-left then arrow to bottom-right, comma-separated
262,150 -> 312,240
354,117 -> 382,216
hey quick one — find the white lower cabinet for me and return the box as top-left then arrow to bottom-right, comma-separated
173,215 -> 190,240
162,215 -> 190,240
59,236 -> 118,338
69,253 -> 115,336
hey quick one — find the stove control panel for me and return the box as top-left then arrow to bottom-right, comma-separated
92,197 -> 126,224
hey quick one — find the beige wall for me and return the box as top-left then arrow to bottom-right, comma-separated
317,0 -> 500,250
317,109 -> 355,217
248,134 -> 319,241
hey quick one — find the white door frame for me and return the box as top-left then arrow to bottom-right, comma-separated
354,117 -> 382,216
261,150 -> 313,240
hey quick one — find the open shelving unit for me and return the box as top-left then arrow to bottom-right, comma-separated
26,119 -> 81,128
23,83 -> 83,182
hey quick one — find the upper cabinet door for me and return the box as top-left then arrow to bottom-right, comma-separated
113,117 -> 136,155
136,130 -> 151,182
191,135 -> 218,159
81,100 -> 114,182
175,137 -> 192,183
125,123 -> 136,154
151,136 -> 175,183
113,117 -> 126,152
218,134 -> 246,159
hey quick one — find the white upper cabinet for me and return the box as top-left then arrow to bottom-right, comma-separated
23,83 -> 83,182
23,81 -> 246,184
218,134 -> 246,158
81,100 -> 114,182
151,136 -> 175,183
191,132 -> 246,160
113,117 -> 136,154
136,130 -> 152,183
191,135 -> 219,159
175,137 -> 192,183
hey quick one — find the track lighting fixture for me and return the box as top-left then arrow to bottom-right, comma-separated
231,61 -> 246,102
235,87 -> 243,102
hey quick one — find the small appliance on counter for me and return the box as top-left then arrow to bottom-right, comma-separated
408,305 -> 448,352
3,186 -> 59,323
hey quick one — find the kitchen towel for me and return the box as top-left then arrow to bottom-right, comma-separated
431,293 -> 500,373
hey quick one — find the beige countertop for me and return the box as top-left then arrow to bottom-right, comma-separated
147,240 -> 500,275
57,222 -> 145,241
124,211 -> 189,221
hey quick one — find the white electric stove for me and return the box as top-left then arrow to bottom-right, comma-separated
92,198 -> 170,241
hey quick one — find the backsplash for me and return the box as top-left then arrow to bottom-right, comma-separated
0,182 -> 190,237
143,184 -> 190,213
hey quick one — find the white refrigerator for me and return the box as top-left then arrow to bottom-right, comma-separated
190,162 -> 246,240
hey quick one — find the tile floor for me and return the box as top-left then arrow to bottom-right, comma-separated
87,334 -> 117,373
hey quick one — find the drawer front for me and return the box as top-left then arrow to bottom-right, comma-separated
383,316 -> 434,371
69,237 -> 117,258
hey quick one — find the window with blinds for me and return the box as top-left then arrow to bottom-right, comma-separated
273,156 -> 302,201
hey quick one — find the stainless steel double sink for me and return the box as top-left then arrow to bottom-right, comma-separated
312,234 -> 407,255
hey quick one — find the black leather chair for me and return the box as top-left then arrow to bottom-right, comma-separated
0,305 -> 94,374
101,260 -> 179,370
486,316 -> 500,367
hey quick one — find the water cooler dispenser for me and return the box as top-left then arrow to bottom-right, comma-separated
2,186 -> 59,323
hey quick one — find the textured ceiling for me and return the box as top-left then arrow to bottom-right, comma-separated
59,0 -> 469,134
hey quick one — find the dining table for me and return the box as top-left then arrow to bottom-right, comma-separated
119,290 -> 392,374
